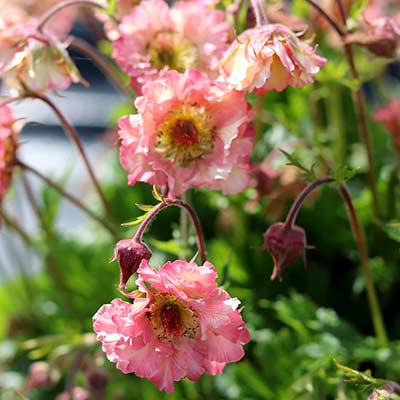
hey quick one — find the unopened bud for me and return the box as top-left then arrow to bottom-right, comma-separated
55,387 -> 90,400
87,369 -> 108,398
112,239 -> 152,289
347,17 -> 399,58
262,222 -> 306,280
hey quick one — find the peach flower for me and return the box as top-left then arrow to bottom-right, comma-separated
119,69 -> 254,197
112,0 -> 230,93
93,259 -> 250,393
220,24 -> 326,93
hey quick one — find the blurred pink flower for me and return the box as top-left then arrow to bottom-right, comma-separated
0,21 -> 83,94
0,105 -> 17,207
220,24 -> 326,93
374,97 -> 400,155
93,259 -> 250,393
112,0 -> 230,93
118,69 -> 254,197
55,387 -> 90,400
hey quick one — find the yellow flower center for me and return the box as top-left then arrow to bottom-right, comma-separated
156,104 -> 215,166
148,32 -> 199,72
148,293 -> 199,343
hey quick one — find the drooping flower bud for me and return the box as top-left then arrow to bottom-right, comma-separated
262,222 -> 306,280
346,17 -> 399,58
368,382 -> 400,400
112,238 -> 152,289
87,369 -> 108,398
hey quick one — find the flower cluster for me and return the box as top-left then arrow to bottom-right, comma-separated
0,105 -> 18,208
93,259 -> 250,393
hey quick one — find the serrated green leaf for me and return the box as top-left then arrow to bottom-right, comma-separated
136,204 -> 154,212
121,214 -> 147,227
152,185 -> 163,202
335,360 -> 384,388
280,149 -> 317,182
331,166 -> 360,182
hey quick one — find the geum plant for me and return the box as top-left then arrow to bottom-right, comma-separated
0,0 -> 400,398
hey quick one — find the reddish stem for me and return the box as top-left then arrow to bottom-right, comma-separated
133,198 -> 206,264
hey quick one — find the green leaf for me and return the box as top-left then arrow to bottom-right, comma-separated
280,149 -> 317,181
349,0 -> 369,20
383,222 -> 400,243
335,360 -> 384,389
331,166 -> 360,182
152,185 -> 163,202
136,204 -> 155,212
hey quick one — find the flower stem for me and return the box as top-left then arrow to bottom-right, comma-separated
133,198 -> 206,264
37,0 -> 105,33
249,0 -> 268,26
284,177 -> 335,229
339,184 -> 388,346
302,0 -> 345,36
303,0 -> 380,218
28,92 -> 117,230
69,37 -> 135,99
283,176 -> 388,345
0,208 -> 32,246
343,43 -> 380,218
17,160 -> 116,236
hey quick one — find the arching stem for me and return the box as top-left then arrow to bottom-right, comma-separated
27,92 -> 117,230
133,198 -> 206,265
17,160 -> 116,236
37,0 -> 106,33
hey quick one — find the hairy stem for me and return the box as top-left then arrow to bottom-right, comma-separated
302,0 -> 345,36
339,184 -> 388,346
133,198 -> 206,264
18,160 -> 116,236
249,0 -> 268,26
284,177 -> 335,229
69,37 -> 135,99
37,0 -> 105,33
28,92 -> 117,230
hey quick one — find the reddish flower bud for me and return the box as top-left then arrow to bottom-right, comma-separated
112,239 -> 152,289
346,17 -> 400,58
87,370 -> 108,398
262,222 -> 306,280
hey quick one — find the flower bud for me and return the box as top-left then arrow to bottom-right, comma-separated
87,369 -> 108,398
55,387 -> 90,400
112,239 -> 152,289
346,17 -> 399,58
262,222 -> 306,280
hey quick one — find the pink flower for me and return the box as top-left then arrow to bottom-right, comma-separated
93,259 -> 250,393
220,24 -> 326,93
374,97 -> 400,154
112,0 -> 230,93
118,69 -> 254,197
0,105 -> 17,207
55,387 -> 90,400
0,21 -> 83,94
